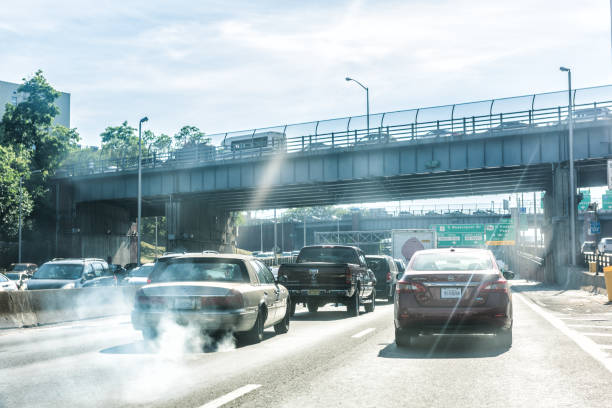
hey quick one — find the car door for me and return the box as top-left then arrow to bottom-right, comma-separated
358,252 -> 374,299
259,261 -> 284,323
251,260 -> 278,325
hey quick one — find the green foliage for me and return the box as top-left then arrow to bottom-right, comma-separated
141,216 -> 166,245
0,70 -> 60,149
173,125 -> 209,148
100,121 -> 138,159
0,146 -> 33,239
283,206 -> 349,222
152,133 -> 172,152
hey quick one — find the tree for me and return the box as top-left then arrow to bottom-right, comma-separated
283,206 -> 349,222
0,146 -> 32,239
100,121 -> 138,159
173,125 -> 209,148
152,133 -> 172,153
0,70 -> 60,149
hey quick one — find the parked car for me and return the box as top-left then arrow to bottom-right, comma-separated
4,272 -> 31,290
9,263 -> 38,274
572,107 -> 611,122
122,263 -> 155,287
25,258 -> 115,290
394,248 -> 513,348
366,255 -> 399,303
277,245 -> 376,316
581,241 -> 597,255
489,121 -> 529,131
0,273 -> 19,292
131,253 -> 291,345
597,237 -> 612,255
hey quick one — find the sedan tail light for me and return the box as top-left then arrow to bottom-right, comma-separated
396,280 -> 426,294
481,279 -> 509,293
200,290 -> 243,310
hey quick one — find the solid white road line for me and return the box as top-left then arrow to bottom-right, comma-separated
583,333 -> 612,337
515,293 -> 612,374
351,328 -> 375,338
568,325 -> 612,329
198,384 -> 261,408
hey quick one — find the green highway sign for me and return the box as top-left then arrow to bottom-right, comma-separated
434,222 -> 516,248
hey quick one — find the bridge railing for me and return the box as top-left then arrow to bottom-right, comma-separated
57,85 -> 612,177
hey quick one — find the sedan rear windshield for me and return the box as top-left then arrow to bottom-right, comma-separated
297,247 -> 359,264
411,253 -> 493,271
33,264 -> 84,280
131,265 -> 154,277
5,273 -> 22,280
150,258 -> 248,283
366,258 -> 389,274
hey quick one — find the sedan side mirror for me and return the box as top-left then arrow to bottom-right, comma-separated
85,272 -> 95,280
503,271 -> 515,280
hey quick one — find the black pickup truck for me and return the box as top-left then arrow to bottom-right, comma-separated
277,245 -> 376,317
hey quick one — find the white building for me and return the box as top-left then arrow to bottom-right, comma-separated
0,80 -> 70,127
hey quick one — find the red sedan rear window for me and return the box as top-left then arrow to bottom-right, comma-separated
411,253 -> 493,271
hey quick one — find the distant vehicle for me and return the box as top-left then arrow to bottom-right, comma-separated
356,132 -> 395,145
25,258 -> 115,290
393,258 -> 406,276
423,129 -> 454,137
124,263 -> 138,271
277,245 -> 376,316
4,272 -> 31,290
109,264 -> 127,279
303,141 -> 330,151
221,131 -> 286,157
131,253 -> 291,345
291,250 -> 300,256
122,263 -> 155,287
597,237 -> 612,255
572,107 -> 611,122
395,248 -> 513,348
0,273 -> 19,292
489,121 -> 529,131
366,255 -> 399,303
391,229 -> 437,264
581,241 -> 597,255
9,263 -> 37,274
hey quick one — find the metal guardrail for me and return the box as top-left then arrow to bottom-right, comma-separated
258,255 -> 297,267
583,253 -> 612,275
56,85 -> 612,177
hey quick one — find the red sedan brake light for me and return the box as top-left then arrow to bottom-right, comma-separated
396,280 -> 426,294
481,279 -> 509,294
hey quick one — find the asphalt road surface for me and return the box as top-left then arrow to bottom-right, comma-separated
2,282 -> 612,408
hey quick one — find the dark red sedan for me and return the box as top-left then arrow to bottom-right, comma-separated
394,248 -> 513,348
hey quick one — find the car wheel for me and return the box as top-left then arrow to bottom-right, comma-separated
307,301 -> 319,313
347,287 -> 360,317
237,308 -> 265,345
365,289 -> 376,313
387,286 -> 395,304
395,328 -> 413,348
142,327 -> 157,341
496,327 -> 512,348
289,300 -> 296,317
274,300 -> 291,334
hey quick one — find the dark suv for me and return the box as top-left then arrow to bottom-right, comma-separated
25,258 -> 116,290
366,255 -> 399,303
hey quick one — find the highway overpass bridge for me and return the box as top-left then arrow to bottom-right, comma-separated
51,85 -> 612,282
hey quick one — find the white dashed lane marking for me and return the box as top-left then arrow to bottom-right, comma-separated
198,384 -> 262,408
351,328 -> 375,338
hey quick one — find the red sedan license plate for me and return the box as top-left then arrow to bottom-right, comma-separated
441,288 -> 462,299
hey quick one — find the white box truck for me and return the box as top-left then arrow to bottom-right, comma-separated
391,229 -> 437,263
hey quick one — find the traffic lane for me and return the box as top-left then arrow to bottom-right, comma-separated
233,294 -> 612,408
0,302 -> 394,408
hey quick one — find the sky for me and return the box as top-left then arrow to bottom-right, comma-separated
1,0 -> 612,213
1,0 -> 611,147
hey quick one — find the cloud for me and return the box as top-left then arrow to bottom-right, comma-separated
0,0 -> 610,145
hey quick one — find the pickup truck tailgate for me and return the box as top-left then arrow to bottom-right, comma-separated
280,263 -> 349,287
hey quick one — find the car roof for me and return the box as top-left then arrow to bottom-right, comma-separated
45,258 -> 105,265
300,245 -> 361,251
365,255 -> 390,259
170,253 -> 254,260
414,248 -> 492,255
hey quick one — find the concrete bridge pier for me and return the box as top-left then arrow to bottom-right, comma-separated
75,202 -> 134,265
165,198 -> 237,253
543,164 -> 574,284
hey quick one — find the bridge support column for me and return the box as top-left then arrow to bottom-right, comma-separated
543,165 -> 571,284
74,202 -> 134,264
165,198 -> 237,253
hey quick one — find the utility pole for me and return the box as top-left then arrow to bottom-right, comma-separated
155,216 -> 158,260
18,176 -> 22,264
137,116 -> 148,267
303,214 -> 307,247
260,217 -> 263,253
274,208 -> 278,262
560,66 -> 576,265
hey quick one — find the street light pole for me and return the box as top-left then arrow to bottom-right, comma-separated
303,214 -> 307,247
560,67 -> 576,266
18,176 -> 22,264
137,116 -> 148,267
345,77 -> 370,134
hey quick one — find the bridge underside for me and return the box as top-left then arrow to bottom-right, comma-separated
134,164 -> 554,211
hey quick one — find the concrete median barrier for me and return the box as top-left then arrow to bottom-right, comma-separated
0,287 -> 138,329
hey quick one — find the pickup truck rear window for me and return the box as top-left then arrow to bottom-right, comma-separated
297,247 -> 360,264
